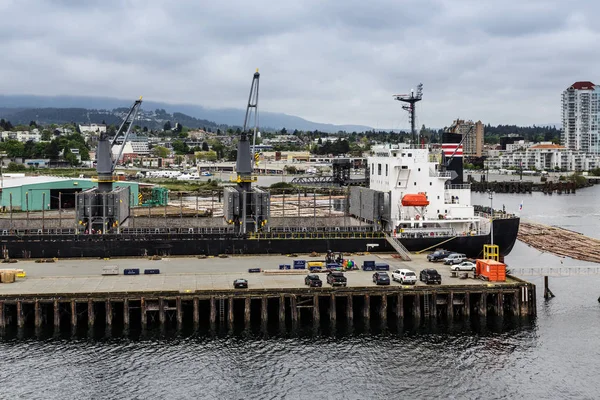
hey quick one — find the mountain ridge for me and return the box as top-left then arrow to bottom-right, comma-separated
0,94 -> 373,133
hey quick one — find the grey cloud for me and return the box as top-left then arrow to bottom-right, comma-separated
0,0 -> 599,128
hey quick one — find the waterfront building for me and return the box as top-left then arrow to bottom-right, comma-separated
561,81 -> 600,154
449,120 -> 484,157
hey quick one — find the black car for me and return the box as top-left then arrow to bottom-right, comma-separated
372,271 -> 391,285
305,274 -> 323,287
326,272 -> 347,287
233,278 -> 248,289
419,269 -> 442,284
427,250 -> 452,262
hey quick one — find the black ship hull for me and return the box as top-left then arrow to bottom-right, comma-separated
0,218 -> 519,259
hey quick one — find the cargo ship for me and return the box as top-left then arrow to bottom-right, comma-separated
0,78 -> 519,259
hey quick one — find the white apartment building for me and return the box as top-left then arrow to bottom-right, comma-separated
1,130 -> 42,143
485,142 -> 600,171
562,81 -> 600,154
79,124 -> 107,133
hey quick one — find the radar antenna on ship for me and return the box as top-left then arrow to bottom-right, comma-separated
394,83 -> 423,145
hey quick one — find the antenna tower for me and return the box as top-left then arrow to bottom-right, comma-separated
394,83 -> 423,144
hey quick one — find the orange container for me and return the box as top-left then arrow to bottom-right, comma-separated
476,259 -> 506,282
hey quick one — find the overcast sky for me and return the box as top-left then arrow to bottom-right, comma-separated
0,0 -> 598,129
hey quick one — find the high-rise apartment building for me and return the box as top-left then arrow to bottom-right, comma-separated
448,119 -> 484,157
562,81 -> 600,154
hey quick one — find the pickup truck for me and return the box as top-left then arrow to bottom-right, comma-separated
419,268 -> 442,285
326,272 -> 347,287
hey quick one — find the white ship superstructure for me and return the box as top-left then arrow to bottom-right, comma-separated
368,144 -> 489,238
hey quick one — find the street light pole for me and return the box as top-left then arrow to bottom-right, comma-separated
488,189 -> 494,246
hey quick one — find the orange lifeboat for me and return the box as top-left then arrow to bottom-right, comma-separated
401,193 -> 429,207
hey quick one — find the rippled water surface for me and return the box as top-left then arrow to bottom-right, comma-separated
2,188 -> 600,399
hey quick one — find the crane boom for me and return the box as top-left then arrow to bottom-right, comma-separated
111,97 -> 143,170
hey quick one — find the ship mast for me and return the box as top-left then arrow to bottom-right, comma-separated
394,83 -> 423,144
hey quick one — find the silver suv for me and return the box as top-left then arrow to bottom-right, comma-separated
443,253 -> 466,265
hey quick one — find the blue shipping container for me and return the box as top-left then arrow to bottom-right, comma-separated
279,264 -> 285,270
375,263 -> 390,271
284,264 -> 291,270
144,269 -> 160,275
293,260 -> 306,267
123,268 -> 140,275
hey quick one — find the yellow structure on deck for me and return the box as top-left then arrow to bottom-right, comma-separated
483,244 -> 499,261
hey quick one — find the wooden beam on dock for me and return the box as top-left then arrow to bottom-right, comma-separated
193,297 -> 199,327
123,299 -> 130,327
447,293 -> 454,321
176,297 -> 182,329
464,293 -> 470,318
106,300 -> 113,327
0,301 -> 4,329
228,296 -> 234,329
347,295 -> 353,325
159,298 -> 165,326
479,293 -> 487,317
279,295 -> 285,326
35,300 -> 41,328
71,301 -> 77,328
396,294 -> 404,319
261,296 -> 268,330
17,300 -> 23,328
209,297 -> 216,328
88,299 -> 95,328
496,293 -> 504,317
244,297 -> 251,328
414,294 -> 421,319
140,297 -> 146,327
313,295 -> 320,326
329,295 -> 336,327
53,299 -> 60,328
380,295 -> 388,322
290,295 -> 298,327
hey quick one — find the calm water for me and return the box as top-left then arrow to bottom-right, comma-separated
2,187 -> 600,399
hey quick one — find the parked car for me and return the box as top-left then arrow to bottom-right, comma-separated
304,274 -> 323,287
450,261 -> 476,272
233,278 -> 248,289
427,250 -> 452,262
391,269 -> 418,284
372,271 -> 391,285
326,271 -> 347,287
420,269 -> 442,284
443,253 -> 467,265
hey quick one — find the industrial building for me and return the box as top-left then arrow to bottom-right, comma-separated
0,175 -> 140,211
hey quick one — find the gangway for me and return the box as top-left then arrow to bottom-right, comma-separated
384,233 -> 411,261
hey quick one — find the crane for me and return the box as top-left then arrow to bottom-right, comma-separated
96,97 -> 143,193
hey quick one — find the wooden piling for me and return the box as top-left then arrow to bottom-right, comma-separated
479,293 -> 487,317
447,292 -> 454,321
176,297 -> 182,328
71,301 -> 77,328
0,301 -> 4,329
363,294 -> 370,321
464,293 -> 471,318
313,295 -> 320,326
244,297 -> 251,327
413,294 -> 421,319
88,299 -> 95,327
431,293 -> 437,318
193,297 -> 199,327
329,295 -> 336,327
261,296 -> 268,329
140,297 -> 146,327
17,300 -> 23,328
496,293 -> 504,317
106,300 -> 112,326
209,297 -> 216,328
512,291 -> 520,317
279,295 -> 285,325
290,295 -> 298,327
347,295 -> 353,325
123,299 -> 130,327
228,296 -> 234,328
395,294 -> 404,319
53,299 -> 60,328
380,295 -> 388,322
159,298 -> 165,325
35,300 -> 41,328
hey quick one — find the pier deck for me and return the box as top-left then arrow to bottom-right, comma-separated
0,254 -> 536,332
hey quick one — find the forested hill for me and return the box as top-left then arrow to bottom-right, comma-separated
484,124 -> 561,143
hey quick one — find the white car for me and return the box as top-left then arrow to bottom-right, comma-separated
450,261 -> 476,272
391,269 -> 417,284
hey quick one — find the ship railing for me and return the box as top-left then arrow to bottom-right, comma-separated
474,211 -> 516,220
247,231 -> 385,240
445,184 -> 471,190
430,170 -> 452,178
